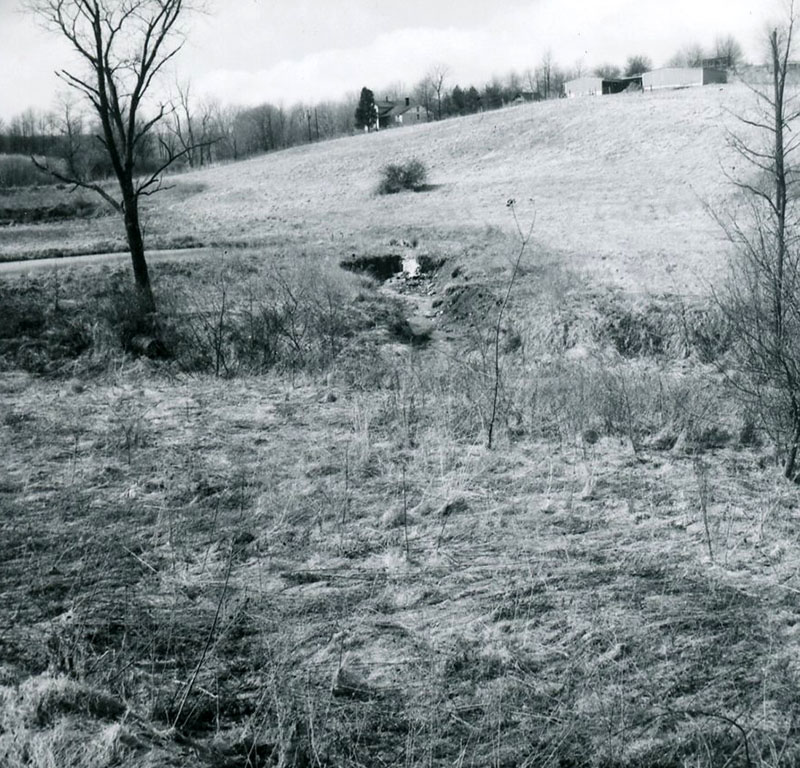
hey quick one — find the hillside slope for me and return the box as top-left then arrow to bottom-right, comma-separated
5,83 -> 800,768
173,82 -> 763,292
1,83 -> 765,292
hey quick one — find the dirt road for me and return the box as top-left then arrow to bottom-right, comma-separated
0,247 -> 215,277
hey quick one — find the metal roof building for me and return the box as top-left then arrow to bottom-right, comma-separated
564,76 -> 642,98
642,67 -> 727,90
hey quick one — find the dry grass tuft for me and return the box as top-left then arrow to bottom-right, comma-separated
0,675 -> 130,768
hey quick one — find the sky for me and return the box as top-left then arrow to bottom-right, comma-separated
0,0 -> 772,120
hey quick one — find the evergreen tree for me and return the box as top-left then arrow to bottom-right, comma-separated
355,87 -> 376,131
465,86 -> 482,114
451,85 -> 466,115
483,80 -> 505,110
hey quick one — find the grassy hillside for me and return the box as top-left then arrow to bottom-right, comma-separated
0,83 -> 761,292
3,82 -> 800,767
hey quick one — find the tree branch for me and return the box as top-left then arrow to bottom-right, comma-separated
30,155 -> 121,211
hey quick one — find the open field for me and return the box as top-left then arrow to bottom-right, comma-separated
3,83 -> 800,766
0,83 -> 763,292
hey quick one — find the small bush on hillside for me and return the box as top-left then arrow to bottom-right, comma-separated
377,158 -> 428,195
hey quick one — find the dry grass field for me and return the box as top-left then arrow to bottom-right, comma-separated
3,82 -> 800,767
0,83 -> 762,291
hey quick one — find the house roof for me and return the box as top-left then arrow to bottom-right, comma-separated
375,99 -> 427,118
374,100 -> 396,117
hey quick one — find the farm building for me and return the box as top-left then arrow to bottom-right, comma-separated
512,91 -> 541,105
564,75 -> 642,97
565,77 -> 603,97
374,98 -> 432,129
642,67 -> 727,90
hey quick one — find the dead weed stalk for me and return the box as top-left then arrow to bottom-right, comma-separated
487,199 -> 534,449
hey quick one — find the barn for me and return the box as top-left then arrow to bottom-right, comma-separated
564,77 -> 604,97
564,76 -> 641,98
642,67 -> 727,90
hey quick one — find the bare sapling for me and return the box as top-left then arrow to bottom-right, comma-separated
487,199 -> 535,449
716,2 -> 800,481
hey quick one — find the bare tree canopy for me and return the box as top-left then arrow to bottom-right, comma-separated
714,34 -> 745,69
427,63 -> 450,120
624,54 -> 653,76
668,42 -> 705,68
719,2 -> 800,480
27,0 -> 197,310
593,63 -> 621,79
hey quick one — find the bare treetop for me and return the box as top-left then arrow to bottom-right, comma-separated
27,0 -> 199,310
29,1 -> 185,137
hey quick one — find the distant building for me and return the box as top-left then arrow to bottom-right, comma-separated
564,76 -> 603,97
736,62 -> 800,85
564,75 -> 642,98
511,91 -> 541,105
374,98 -> 432,129
642,67 -> 727,90
702,56 -> 735,71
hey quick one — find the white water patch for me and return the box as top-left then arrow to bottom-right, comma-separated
402,254 -> 420,277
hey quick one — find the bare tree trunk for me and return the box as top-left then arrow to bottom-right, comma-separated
784,417 -> 800,480
772,29 -> 788,341
121,184 -> 155,311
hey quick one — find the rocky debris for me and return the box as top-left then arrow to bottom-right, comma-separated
340,251 -> 446,284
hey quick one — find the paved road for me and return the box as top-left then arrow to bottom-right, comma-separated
0,247 -> 215,277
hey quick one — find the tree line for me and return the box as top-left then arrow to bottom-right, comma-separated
0,93 -> 358,178
0,32 -> 746,179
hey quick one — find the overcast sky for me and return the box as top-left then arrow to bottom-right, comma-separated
0,0 -> 771,119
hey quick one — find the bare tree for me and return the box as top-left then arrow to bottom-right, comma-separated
210,103 -> 241,160
197,98 -> 218,165
53,92 -> 87,178
170,80 -> 198,167
719,3 -> 800,480
539,50 -> 554,99
167,81 -> 218,167
381,80 -> 407,101
594,63 -> 621,79
624,54 -> 653,76
428,63 -> 450,120
668,42 -> 706,68
714,34 -> 745,70
413,75 -> 434,118
27,0 -> 198,312
523,67 -> 537,96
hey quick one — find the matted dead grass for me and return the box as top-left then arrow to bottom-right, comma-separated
2,82 -> 798,765
2,340 -> 800,765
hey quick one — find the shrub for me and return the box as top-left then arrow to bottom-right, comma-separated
377,158 -> 428,195
162,261 -> 366,376
0,256 -> 414,378
96,281 -> 162,355
0,279 -> 94,374
0,155 -> 65,189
